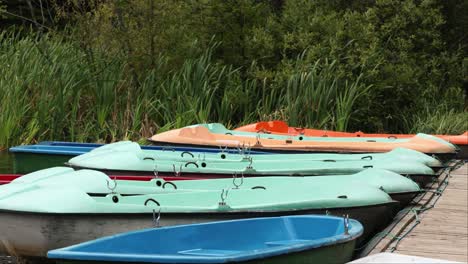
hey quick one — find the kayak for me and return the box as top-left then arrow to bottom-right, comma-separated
148,125 -> 456,158
0,167 -> 397,258
8,166 -> 418,205
8,141 -> 268,174
236,121 -> 468,159
67,142 -> 436,186
77,141 -> 444,168
47,215 -> 363,264
235,121 -> 468,146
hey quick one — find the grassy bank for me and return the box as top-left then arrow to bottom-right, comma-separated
0,32 -> 466,149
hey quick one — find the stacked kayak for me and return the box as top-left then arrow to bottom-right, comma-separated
236,121 -> 468,159
8,166 -> 419,205
148,124 -> 457,158
9,141 -> 268,174
67,141 -> 437,186
73,141 -> 444,168
0,167 -> 398,257
47,215 -> 363,264
236,121 -> 468,145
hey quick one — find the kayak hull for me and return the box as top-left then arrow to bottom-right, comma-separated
68,164 -> 435,188
148,140 -> 457,161
0,202 -> 396,258
53,240 -> 357,264
235,121 -> 468,146
48,215 -> 362,264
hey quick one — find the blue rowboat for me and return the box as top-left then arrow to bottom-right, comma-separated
9,141 -> 268,174
47,215 -> 363,264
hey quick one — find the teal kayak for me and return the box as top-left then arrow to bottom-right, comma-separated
0,167 -> 397,258
80,141 -> 443,168
5,167 -> 419,206
68,143 -> 436,186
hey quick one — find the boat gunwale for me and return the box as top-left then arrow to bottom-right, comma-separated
47,215 -> 363,263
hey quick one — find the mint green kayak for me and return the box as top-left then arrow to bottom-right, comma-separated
5,167 -> 419,206
82,141 -> 443,168
0,167 -> 397,258
68,143 -> 436,186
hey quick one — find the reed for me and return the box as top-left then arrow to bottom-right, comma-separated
407,106 -> 468,135
1,32 -> 463,148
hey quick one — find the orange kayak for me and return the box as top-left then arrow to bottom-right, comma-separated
149,125 -> 457,156
235,121 -> 468,146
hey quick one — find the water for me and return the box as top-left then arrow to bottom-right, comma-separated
0,151 -> 14,174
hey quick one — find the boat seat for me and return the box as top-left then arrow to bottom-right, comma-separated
178,248 -> 241,256
265,239 -> 311,247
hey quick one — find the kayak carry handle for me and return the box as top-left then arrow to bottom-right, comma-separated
143,157 -> 155,160
323,159 -> 336,162
181,151 -> 194,158
225,132 -> 233,135
257,128 -> 271,134
361,156 -> 373,160
388,135 -> 397,139
366,140 -> 377,142
252,186 -> 266,190
363,165 -> 374,168
161,146 -> 176,152
162,182 -> 177,189
184,162 -> 199,168
293,127 -> 305,135
144,198 -> 161,206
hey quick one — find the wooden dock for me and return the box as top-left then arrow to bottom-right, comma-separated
364,161 -> 467,263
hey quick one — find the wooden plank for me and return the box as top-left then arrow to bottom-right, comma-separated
366,163 -> 468,261
395,250 -> 468,263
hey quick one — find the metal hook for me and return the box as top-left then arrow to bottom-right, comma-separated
219,145 -> 227,154
152,209 -> 161,228
106,177 -> 118,194
232,172 -> 244,189
236,144 -> 241,154
246,143 -> 251,157
219,188 -> 229,206
173,164 -> 182,177
153,164 -> 159,179
255,135 -> 261,146
343,214 -> 349,235
246,157 -> 253,170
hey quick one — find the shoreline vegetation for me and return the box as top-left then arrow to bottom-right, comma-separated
0,0 -> 467,149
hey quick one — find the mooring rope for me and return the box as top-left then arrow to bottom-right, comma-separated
385,160 -> 465,252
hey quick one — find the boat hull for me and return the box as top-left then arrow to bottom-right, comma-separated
389,191 -> 420,211
53,240 -> 356,264
149,140 -> 457,162
69,164 -> 434,185
0,203 -> 396,258
12,153 -> 73,174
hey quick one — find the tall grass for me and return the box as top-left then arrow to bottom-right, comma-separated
1,32 -> 452,148
407,106 -> 468,135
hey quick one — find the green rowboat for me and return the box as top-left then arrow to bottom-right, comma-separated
0,167 -> 397,258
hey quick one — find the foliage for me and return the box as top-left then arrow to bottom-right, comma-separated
0,0 -> 466,147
